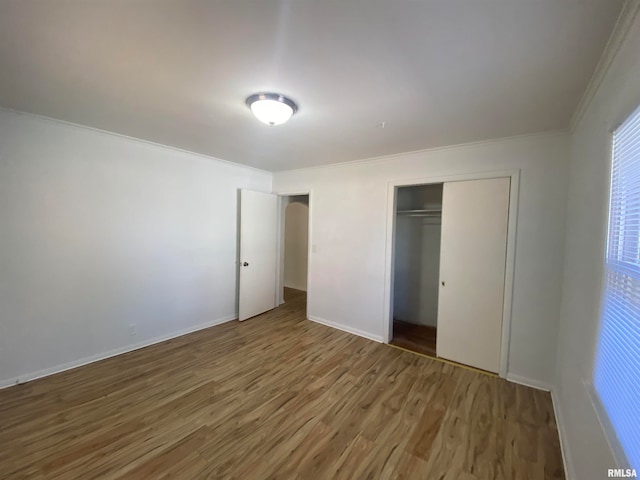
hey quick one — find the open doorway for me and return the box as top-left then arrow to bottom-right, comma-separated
390,184 -> 443,357
278,195 -> 309,312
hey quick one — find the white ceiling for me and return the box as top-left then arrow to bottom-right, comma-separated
0,1 -> 623,171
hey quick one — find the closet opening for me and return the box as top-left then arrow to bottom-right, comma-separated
391,184 -> 443,358
387,175 -> 514,375
278,194 -> 309,313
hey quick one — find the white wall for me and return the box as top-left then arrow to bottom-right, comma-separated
393,218 -> 441,328
555,6 -> 640,479
274,131 -> 569,386
0,109 -> 271,387
284,201 -> 309,291
393,215 -> 425,324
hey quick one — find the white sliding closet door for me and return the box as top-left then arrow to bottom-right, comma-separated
436,177 -> 510,373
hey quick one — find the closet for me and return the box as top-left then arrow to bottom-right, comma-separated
392,184 -> 443,357
391,177 -> 510,373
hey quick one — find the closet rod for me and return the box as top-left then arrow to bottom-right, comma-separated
396,209 -> 442,217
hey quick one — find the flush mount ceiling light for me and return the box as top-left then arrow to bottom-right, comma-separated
246,92 -> 298,126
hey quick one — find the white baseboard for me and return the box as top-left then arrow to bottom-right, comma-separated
506,373 -> 553,391
0,314 -> 237,390
551,388 -> 574,480
307,315 -> 384,343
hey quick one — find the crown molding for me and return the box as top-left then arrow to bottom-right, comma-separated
274,129 -> 567,175
570,0 -> 640,132
0,107 -> 272,176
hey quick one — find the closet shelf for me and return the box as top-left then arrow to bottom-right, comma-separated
396,209 -> 442,217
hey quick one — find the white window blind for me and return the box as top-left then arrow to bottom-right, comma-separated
595,104 -> 640,471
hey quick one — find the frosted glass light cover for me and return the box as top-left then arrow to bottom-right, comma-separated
250,99 -> 294,126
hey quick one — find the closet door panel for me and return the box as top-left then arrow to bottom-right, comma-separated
436,177 -> 510,373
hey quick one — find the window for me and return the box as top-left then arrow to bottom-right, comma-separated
595,104 -> 640,470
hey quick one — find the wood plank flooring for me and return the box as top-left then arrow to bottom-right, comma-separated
0,288 -> 564,479
391,320 -> 438,357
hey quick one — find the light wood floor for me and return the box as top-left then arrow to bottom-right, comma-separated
391,320 -> 438,358
0,288 -> 564,479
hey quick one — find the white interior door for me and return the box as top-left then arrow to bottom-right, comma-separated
436,177 -> 510,373
239,189 -> 278,321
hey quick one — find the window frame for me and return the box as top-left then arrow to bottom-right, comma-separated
591,104 -> 640,471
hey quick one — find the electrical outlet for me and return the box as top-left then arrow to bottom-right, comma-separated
128,325 -> 137,336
